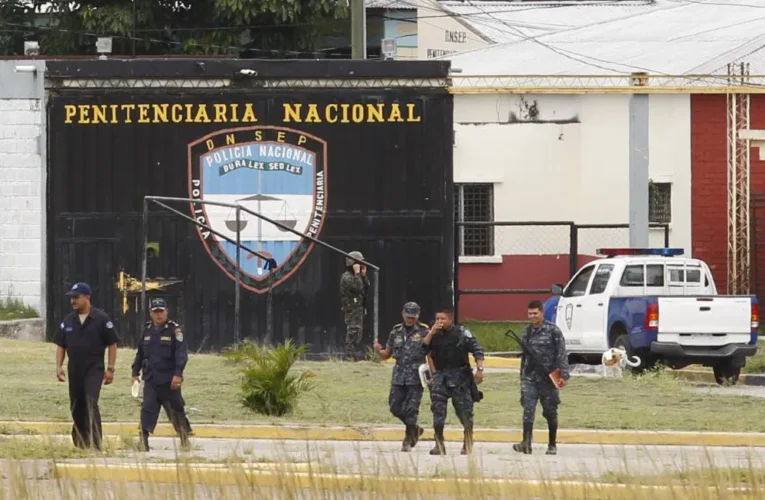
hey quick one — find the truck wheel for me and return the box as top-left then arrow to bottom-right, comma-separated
713,363 -> 741,386
613,334 -> 641,374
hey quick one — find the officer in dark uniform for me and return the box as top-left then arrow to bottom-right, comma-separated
131,297 -> 192,451
421,306 -> 485,456
54,282 -> 119,451
373,301 -> 430,452
514,299 -> 570,456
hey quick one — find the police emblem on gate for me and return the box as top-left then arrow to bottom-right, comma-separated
188,126 -> 328,293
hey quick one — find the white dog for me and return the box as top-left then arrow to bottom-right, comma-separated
601,347 -> 641,378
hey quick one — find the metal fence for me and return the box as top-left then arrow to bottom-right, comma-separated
454,221 -> 670,319
141,196 -> 380,347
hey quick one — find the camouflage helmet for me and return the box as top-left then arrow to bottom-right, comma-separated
345,250 -> 365,267
402,301 -> 421,318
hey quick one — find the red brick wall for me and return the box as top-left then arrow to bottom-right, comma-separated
691,94 -> 765,294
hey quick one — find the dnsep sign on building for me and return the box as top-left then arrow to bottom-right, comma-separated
45,59 -> 454,352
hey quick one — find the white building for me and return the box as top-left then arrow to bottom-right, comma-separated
448,0 -> 765,319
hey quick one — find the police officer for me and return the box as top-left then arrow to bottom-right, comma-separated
373,302 -> 430,452
53,282 -> 119,451
340,250 -> 370,361
514,299 -> 570,456
131,297 -> 192,451
421,306 -> 485,456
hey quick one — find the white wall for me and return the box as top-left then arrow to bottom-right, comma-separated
454,93 -> 692,259
417,3 -> 490,59
0,61 -> 46,314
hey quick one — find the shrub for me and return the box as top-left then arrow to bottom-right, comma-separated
226,339 -> 316,416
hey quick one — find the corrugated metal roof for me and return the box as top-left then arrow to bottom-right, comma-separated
367,0 -> 419,9
446,0 -> 765,76
440,0 -> 655,43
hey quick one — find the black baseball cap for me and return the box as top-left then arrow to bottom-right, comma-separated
66,283 -> 92,296
150,297 -> 168,311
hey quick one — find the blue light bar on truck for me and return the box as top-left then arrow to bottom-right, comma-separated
596,248 -> 685,257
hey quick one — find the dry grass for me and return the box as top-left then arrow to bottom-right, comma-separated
1,443 -> 765,499
2,338 -> 765,431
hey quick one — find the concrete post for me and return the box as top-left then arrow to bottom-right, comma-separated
629,89 -> 650,248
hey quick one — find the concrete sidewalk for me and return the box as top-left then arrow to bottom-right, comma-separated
3,421 -> 765,447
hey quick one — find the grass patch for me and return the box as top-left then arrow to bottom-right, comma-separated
464,320 -> 524,352
0,294 -> 38,321
0,435 -> 122,459
598,467 -> 765,487
2,338 -> 765,432
743,340 -> 765,374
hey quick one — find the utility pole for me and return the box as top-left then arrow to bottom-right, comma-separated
351,0 -> 366,59
629,73 -> 650,248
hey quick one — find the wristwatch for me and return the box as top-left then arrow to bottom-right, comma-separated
107,367 -> 115,373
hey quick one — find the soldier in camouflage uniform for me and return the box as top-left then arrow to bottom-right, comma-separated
374,302 -> 430,451
340,250 -> 370,361
514,299 -> 570,456
422,306 -> 485,456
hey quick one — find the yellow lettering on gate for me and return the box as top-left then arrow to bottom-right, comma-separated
64,105 -> 76,124
389,104 -> 404,122
214,104 -> 227,123
254,130 -> 263,141
91,105 -> 107,124
226,134 -> 236,145
298,135 -> 307,145
153,104 -> 168,123
206,139 -> 215,151
283,103 -> 301,123
138,104 -> 151,123
325,104 -> 338,123
241,103 -> 257,123
61,101 -> 423,125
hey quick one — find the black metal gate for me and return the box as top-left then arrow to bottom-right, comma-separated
45,59 -> 454,352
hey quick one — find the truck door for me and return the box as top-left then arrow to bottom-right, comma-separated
578,263 -> 615,351
555,263 -> 596,351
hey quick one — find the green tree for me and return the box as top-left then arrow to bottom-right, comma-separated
4,0 -> 349,57
0,1 -> 34,55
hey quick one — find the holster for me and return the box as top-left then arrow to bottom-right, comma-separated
462,367 -> 483,403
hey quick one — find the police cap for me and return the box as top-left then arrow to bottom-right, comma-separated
150,297 -> 168,311
402,302 -> 421,318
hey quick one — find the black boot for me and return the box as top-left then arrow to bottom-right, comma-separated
401,426 -> 413,452
139,430 -> 150,452
546,417 -> 558,455
412,425 -> 424,448
460,423 -> 474,455
512,422 -> 532,455
429,425 -> 446,455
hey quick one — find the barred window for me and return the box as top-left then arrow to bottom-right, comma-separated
649,182 -> 671,224
455,183 -> 494,257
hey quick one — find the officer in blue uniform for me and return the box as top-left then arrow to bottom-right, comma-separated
54,282 -> 119,451
131,297 -> 192,451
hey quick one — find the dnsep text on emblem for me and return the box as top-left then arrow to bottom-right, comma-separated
188,126 -> 328,293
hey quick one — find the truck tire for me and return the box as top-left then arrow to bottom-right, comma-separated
713,362 -> 741,386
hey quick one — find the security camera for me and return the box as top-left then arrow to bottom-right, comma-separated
239,69 -> 257,76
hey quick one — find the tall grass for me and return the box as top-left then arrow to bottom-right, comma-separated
2,435 -> 764,500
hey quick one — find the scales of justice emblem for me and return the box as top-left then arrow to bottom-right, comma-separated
189,126 -> 328,293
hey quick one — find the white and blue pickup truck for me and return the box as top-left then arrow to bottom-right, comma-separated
543,248 -> 759,385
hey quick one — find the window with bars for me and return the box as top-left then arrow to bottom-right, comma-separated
455,183 -> 495,257
649,182 -> 672,224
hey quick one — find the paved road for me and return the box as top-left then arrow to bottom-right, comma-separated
54,436 -> 765,479
6,437 -> 765,498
